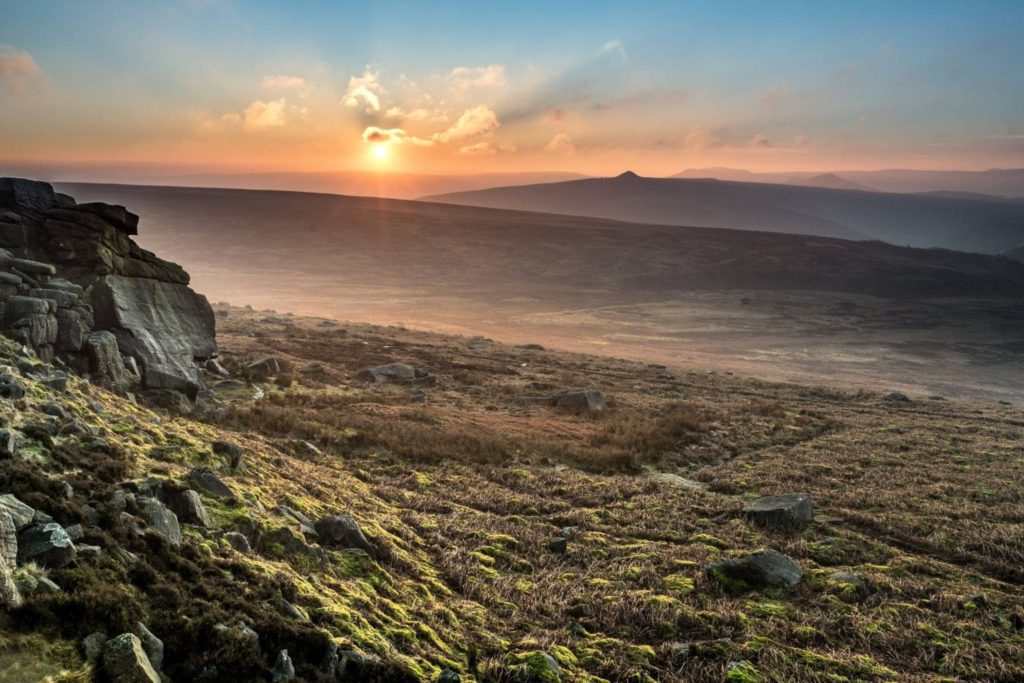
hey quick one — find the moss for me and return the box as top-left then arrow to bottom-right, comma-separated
515,651 -> 562,683
725,660 -> 761,682
746,600 -> 787,618
663,573 -> 695,595
549,644 -> 578,667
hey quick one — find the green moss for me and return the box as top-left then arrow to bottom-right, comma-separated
515,651 -> 562,683
663,573 -> 695,595
549,644 -> 578,668
726,660 -> 761,683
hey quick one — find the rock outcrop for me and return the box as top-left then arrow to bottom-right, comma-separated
0,178 -> 216,401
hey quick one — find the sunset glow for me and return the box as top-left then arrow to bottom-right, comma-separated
0,2 -> 1022,178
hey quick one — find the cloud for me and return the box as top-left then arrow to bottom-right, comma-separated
449,64 -> 506,94
361,126 -> 433,146
751,133 -> 773,148
433,105 -> 499,143
545,132 -> 576,154
262,74 -> 306,90
243,99 -> 288,130
0,45 -> 42,93
601,39 -> 628,60
343,68 -> 383,112
385,106 -> 447,122
459,141 -> 498,155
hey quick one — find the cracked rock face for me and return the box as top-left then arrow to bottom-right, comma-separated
0,177 -> 216,400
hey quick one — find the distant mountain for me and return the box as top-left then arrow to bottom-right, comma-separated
674,167 -> 1024,198
0,161 -> 586,200
795,173 -> 873,192
425,173 -> 1024,253
1007,245 -> 1024,263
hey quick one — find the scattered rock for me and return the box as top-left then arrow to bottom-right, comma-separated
212,440 -> 244,470
552,389 -> 607,413
204,357 -> 231,377
17,522 -> 76,568
271,649 -> 296,683
0,373 -> 25,399
743,494 -> 814,531
165,489 -> 210,527
707,549 -> 802,592
0,429 -> 17,458
513,651 -> 562,683
828,570 -> 871,602
135,622 -> 164,672
187,467 -> 234,499
356,363 -> 416,384
884,391 -> 911,403
437,669 -> 461,683
0,494 -> 34,529
139,497 -> 182,547
245,356 -> 286,382
102,633 -> 160,683
314,514 -> 375,554
83,331 -> 132,390
224,531 -> 252,553
547,537 -> 568,555
0,509 -> 17,568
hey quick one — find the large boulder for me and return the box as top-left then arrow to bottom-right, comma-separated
314,514 -> 375,554
83,330 -> 132,390
743,494 -> 814,531
0,178 -> 55,211
17,522 -> 77,568
707,549 -> 802,593
92,275 -> 215,398
139,498 -> 182,547
102,633 -> 160,683
552,389 -> 607,413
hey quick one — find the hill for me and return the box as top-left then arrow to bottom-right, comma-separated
674,167 -> 1024,198
793,173 -> 873,192
0,162 -> 587,200
425,173 -> 1024,253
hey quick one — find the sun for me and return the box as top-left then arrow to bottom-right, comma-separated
370,143 -> 390,162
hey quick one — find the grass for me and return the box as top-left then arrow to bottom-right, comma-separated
1,307 -> 1023,682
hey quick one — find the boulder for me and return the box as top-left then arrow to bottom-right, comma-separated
139,497 -> 182,547
77,202 -> 139,235
0,494 -> 35,529
314,514 -> 375,554
552,390 -> 607,413
187,467 -> 234,499
102,633 -> 160,683
164,489 -> 210,527
212,440 -> 244,469
135,622 -> 164,672
83,331 -> 132,390
91,275 -> 215,398
743,494 -> 814,531
0,509 -> 17,567
0,374 -> 25,399
224,531 -> 252,554
438,669 -> 462,683
56,308 -> 90,351
706,549 -> 802,592
547,537 -> 568,555
0,429 -> 17,458
17,522 -> 77,568
271,649 -> 296,683
356,363 -> 416,384
0,178 -> 56,211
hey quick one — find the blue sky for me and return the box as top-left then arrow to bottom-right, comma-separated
2,1 -> 1022,174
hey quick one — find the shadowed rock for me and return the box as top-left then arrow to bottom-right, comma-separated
102,633 -> 160,683
707,549 -> 802,592
139,498 -> 182,547
17,522 -> 77,568
744,494 -> 814,531
314,514 -> 375,554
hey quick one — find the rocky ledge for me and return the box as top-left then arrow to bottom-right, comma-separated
0,178 -> 215,404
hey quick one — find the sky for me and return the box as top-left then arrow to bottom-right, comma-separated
2,0 -> 1023,177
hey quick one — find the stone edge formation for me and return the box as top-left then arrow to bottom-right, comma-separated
0,177 -> 216,404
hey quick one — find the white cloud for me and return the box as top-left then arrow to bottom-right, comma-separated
243,98 -> 288,130
0,45 -> 42,93
433,105 -> 499,143
601,39 -> 628,60
449,64 -> 506,94
343,68 -> 383,112
545,132 -> 575,154
262,74 -> 306,90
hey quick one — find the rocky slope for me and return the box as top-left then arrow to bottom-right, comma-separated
0,178 -> 215,403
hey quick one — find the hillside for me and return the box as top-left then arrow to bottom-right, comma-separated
54,182 -> 1024,403
425,173 -> 1024,254
674,167 -> 1024,198
0,180 -> 1022,683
